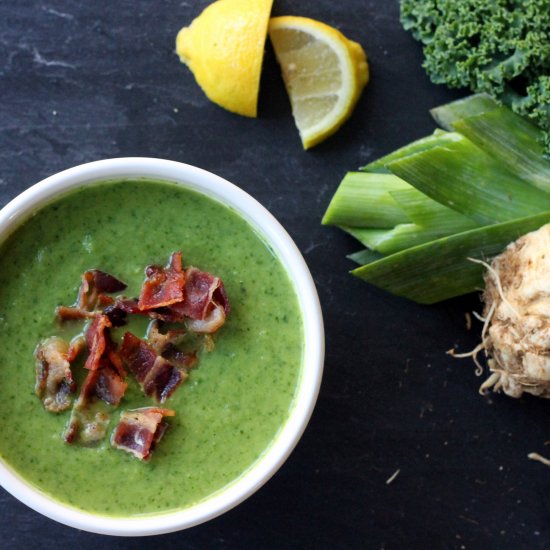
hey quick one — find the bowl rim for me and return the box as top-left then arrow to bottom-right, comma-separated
0,157 -> 325,536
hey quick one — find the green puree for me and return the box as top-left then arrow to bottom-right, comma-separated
0,179 -> 303,516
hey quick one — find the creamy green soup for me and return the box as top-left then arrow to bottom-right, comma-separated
0,179 -> 303,516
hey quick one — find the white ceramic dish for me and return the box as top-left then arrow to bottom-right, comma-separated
0,158 -> 324,536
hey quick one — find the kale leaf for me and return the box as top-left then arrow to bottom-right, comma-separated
400,0 -> 550,155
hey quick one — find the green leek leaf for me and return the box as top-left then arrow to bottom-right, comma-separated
322,172 -> 410,228
452,108 -> 550,193
352,212 -> 550,304
430,93 -> 500,130
387,138 -> 550,224
347,249 -> 384,265
361,131 -> 462,173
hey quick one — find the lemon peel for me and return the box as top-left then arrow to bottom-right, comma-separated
176,0 -> 273,118
269,16 -> 369,149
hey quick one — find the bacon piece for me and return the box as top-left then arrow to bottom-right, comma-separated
145,357 -> 188,402
64,355 -> 127,445
94,361 -> 128,406
84,314 -> 112,370
147,320 -> 186,353
77,270 -> 127,310
64,409 -> 110,445
119,332 -> 185,403
56,270 -> 126,323
186,302 -> 226,334
144,267 -> 230,330
111,407 -> 175,461
178,267 -> 227,320
138,252 -> 185,311
118,332 -> 157,382
103,297 -> 141,326
67,334 -> 86,362
147,321 -> 198,368
35,337 -> 76,413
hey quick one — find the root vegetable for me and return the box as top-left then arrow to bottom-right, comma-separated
473,224 -> 550,398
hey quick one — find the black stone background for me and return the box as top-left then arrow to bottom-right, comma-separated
0,1 -> 549,548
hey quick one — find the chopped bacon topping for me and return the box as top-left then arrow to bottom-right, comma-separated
64,316 -> 127,444
64,409 -> 110,445
67,334 -> 86,362
38,252 -> 229,451
78,270 -> 127,310
56,305 -> 96,322
64,356 -> 127,444
146,321 -> 186,354
147,321 -> 198,369
178,267 -> 227,320
186,302 -> 227,334
138,252 -> 185,311
35,337 -> 76,413
111,407 -> 175,461
84,314 -> 112,370
119,332 -> 186,403
56,270 -> 127,323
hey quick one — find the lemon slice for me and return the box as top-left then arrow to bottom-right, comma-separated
269,16 -> 369,149
176,0 -> 273,118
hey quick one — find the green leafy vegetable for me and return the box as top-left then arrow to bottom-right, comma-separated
321,172 -> 410,228
387,138 -> 550,224
400,0 -> 550,156
353,212 -> 550,304
323,96 -> 550,303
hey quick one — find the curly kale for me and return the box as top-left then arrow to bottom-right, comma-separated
400,0 -> 550,155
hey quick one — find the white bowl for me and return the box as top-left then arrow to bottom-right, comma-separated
0,158 -> 324,536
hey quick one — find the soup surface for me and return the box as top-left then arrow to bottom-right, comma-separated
0,179 -> 303,516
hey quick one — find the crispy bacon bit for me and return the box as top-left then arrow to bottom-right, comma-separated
141,266 -> 230,331
78,270 -> 127,310
67,334 -> 86,362
64,356 -> 127,444
138,252 -> 185,311
119,332 -> 185,402
147,321 -> 186,353
118,332 -> 157,382
64,409 -> 110,445
56,270 -> 126,323
35,337 -> 76,413
84,314 -> 112,370
90,270 -> 127,294
111,407 -> 175,461
147,321 -> 198,368
145,357 -> 188,402
56,306 -> 96,322
186,302 -> 226,334
179,267 -> 226,320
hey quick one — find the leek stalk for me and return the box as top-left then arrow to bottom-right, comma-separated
352,212 -> 550,304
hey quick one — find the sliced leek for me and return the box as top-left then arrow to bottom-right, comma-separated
352,212 -> 550,304
322,172 -> 410,228
388,138 -> 550,224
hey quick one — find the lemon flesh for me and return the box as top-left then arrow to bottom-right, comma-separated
176,0 -> 273,118
269,16 -> 369,149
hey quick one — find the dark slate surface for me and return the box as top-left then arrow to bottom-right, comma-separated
0,0 -> 549,548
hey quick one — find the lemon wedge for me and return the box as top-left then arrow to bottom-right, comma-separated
269,16 -> 369,149
176,0 -> 273,117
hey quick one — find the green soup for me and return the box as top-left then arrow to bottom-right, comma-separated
0,180 -> 303,516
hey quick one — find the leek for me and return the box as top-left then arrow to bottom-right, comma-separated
388,138 -> 550,224
347,249 -> 384,265
352,212 -> 550,304
453,108 -> 550,193
322,172 -> 410,228
323,95 -> 550,304
361,131 -> 462,173
430,93 -> 500,130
